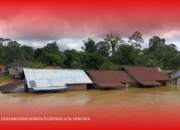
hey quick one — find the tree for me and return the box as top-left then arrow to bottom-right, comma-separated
30,60 -> 46,69
71,61 -> 82,69
43,41 -> 60,54
151,44 -> 177,69
134,54 -> 160,67
21,45 -> 34,60
103,32 -> 123,56
128,31 -> 144,48
84,52 -> 106,70
34,41 -> 65,66
113,44 -> 140,65
82,38 -> 97,53
149,36 -> 166,52
99,61 -> 117,70
169,55 -> 180,69
64,49 -> 78,68
149,36 -> 166,47
34,48 -> 44,59
96,41 -> 110,57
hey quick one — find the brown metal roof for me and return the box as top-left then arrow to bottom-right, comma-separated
124,67 -> 170,81
162,70 -> 174,74
98,83 -> 125,88
123,67 -> 170,86
8,60 -> 30,69
55,66 -> 61,69
139,81 -> 161,86
0,80 -> 26,93
87,71 -> 133,87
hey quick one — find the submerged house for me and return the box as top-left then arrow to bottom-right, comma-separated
0,69 -> 92,93
87,71 -> 133,89
162,70 -> 174,79
7,60 -> 30,78
122,67 -> 170,87
170,67 -> 180,85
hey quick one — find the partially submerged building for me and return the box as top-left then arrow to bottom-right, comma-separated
0,69 -> 92,93
7,60 -> 30,78
87,71 -> 133,89
0,80 -> 26,93
170,67 -> 180,85
122,67 -> 170,87
162,70 -> 174,79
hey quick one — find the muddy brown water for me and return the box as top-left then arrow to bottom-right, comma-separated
1,84 -> 180,124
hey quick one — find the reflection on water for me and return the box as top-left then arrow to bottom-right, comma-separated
1,84 -> 180,122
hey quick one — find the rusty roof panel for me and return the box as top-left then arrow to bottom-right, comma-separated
0,80 -> 26,93
98,83 -> 125,88
139,81 -> 161,86
162,70 -> 174,74
87,71 -> 133,87
54,66 -> 61,69
124,67 -> 170,81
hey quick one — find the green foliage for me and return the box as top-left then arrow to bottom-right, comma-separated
82,38 -> 97,53
99,61 -> 117,71
34,42 -> 66,67
149,36 -> 166,52
103,32 -> 123,56
113,44 -> 140,65
0,32 -> 179,71
0,38 -> 34,64
128,31 -> 144,48
0,75 -> 15,84
96,41 -> 110,56
134,54 -> 160,67
30,60 -> 46,69
43,41 -> 59,54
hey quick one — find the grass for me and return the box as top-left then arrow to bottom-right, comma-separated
0,73 -> 16,84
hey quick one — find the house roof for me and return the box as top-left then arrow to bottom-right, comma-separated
54,66 -> 61,69
45,66 -> 61,69
45,66 -> 55,69
98,83 -> 125,88
162,70 -> 174,74
23,69 -> 92,91
87,71 -> 133,88
8,60 -> 30,68
0,80 -> 26,93
0,66 -> 7,73
123,67 -> 170,86
138,81 -> 161,86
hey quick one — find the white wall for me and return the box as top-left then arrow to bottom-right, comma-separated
172,69 -> 180,79
177,77 -> 180,85
126,83 -> 129,88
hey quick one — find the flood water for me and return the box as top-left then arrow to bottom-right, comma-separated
1,84 -> 180,129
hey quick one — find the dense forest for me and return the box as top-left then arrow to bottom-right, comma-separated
0,31 -> 179,70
